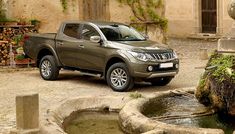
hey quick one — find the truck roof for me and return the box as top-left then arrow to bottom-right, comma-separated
62,20 -> 126,27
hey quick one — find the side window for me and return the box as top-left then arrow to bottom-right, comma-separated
63,24 -> 80,39
81,25 -> 100,40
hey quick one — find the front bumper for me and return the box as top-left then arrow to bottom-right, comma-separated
128,59 -> 179,79
147,72 -> 177,79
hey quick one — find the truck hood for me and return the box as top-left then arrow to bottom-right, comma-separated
106,40 -> 170,52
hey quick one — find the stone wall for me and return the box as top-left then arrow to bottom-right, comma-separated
165,0 -> 234,37
165,0 -> 195,37
6,0 -> 234,38
7,0 -> 80,33
7,0 -> 132,33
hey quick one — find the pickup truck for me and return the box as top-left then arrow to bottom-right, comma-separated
24,21 -> 179,92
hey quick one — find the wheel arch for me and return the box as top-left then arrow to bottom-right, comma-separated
37,47 -> 61,68
104,56 -> 129,79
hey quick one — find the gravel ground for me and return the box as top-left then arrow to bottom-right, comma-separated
0,38 -> 217,134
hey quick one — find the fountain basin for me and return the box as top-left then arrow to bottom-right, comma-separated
119,88 -> 226,134
64,111 -> 122,134
40,96 -> 131,134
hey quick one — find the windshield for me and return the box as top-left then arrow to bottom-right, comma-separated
99,24 -> 146,41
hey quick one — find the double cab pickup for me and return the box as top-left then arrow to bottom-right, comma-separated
24,21 -> 179,92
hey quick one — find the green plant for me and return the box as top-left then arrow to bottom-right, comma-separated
60,0 -> 76,12
60,0 -> 68,12
117,0 -> 168,31
208,54 -> 235,82
13,35 -> 23,45
15,54 -> 25,60
198,76 -> 206,89
30,19 -> 40,25
0,0 -> 6,19
129,91 -> 143,99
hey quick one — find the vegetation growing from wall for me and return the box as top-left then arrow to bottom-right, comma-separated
196,51 -> 235,114
60,0 -> 68,12
60,0 -> 76,12
207,53 -> 235,82
0,0 -> 5,19
0,0 -> 17,22
117,0 -> 168,32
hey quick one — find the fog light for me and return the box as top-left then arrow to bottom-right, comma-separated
148,66 -> 153,72
175,64 -> 179,69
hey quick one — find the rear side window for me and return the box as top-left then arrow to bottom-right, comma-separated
63,24 -> 80,39
81,24 -> 100,40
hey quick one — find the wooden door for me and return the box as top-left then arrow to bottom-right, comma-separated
201,0 -> 217,33
80,0 -> 110,21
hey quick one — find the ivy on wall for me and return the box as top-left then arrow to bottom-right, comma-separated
60,0 -> 76,12
60,0 -> 68,12
117,0 -> 168,32
0,0 -> 6,19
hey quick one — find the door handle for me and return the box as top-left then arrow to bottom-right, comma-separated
78,45 -> 84,48
57,42 -> 63,45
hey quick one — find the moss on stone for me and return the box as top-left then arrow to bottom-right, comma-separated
196,51 -> 235,115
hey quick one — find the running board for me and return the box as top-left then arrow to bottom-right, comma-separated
79,71 -> 102,77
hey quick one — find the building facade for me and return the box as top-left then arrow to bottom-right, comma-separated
166,0 -> 233,37
6,0 -> 234,37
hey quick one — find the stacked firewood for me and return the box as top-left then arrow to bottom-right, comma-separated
0,41 -> 9,65
0,26 -> 37,66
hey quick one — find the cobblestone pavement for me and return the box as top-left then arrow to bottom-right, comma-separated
0,38 -> 217,134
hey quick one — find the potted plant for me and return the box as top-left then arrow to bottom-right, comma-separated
0,17 -> 18,25
30,19 -> 40,30
15,54 -> 31,65
30,19 -> 40,26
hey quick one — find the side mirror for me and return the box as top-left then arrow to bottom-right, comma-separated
144,34 -> 149,40
90,36 -> 101,43
141,33 -> 149,39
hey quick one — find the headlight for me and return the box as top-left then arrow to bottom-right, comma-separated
173,51 -> 178,58
127,51 -> 154,62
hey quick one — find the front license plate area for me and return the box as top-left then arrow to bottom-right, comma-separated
160,63 -> 173,68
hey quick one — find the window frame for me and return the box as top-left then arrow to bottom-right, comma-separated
62,23 -> 82,40
81,24 -> 101,41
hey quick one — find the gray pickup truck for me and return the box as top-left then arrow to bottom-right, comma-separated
24,21 -> 179,92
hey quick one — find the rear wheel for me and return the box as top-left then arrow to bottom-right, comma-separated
39,55 -> 59,80
106,63 -> 134,92
150,77 -> 173,86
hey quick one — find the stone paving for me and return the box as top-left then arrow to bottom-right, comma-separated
0,38 -> 217,134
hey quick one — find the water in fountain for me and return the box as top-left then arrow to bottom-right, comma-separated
142,94 -> 235,134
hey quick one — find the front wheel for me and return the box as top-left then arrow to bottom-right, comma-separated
39,55 -> 60,80
106,63 -> 134,92
150,77 -> 173,86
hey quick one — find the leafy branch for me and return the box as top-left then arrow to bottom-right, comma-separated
117,0 -> 168,31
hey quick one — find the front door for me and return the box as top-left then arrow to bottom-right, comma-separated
201,0 -> 217,33
77,24 -> 106,71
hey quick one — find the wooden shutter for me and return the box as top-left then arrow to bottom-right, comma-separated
80,0 -> 110,21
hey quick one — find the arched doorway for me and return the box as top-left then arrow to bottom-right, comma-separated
201,0 -> 217,33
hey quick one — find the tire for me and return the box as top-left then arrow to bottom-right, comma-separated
39,55 -> 59,80
106,62 -> 134,92
150,77 -> 173,86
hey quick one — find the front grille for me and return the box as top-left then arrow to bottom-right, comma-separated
150,52 -> 175,61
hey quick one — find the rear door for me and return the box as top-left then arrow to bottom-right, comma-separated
56,23 -> 83,67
